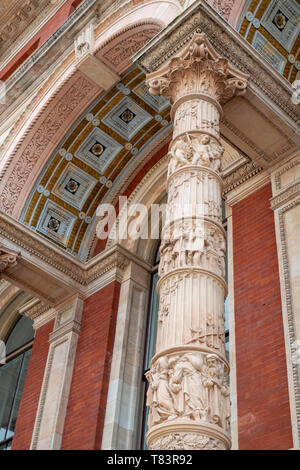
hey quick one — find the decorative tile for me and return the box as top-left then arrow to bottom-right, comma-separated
102,96 -> 153,141
37,200 -> 77,247
75,127 -> 123,173
52,163 -> 97,210
261,0 -> 300,52
119,108 -> 136,123
252,31 -> 286,74
133,81 -> 169,113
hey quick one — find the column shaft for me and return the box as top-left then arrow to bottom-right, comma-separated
145,33 -> 248,450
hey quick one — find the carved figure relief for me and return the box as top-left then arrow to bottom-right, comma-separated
146,352 -> 229,431
159,222 -> 225,278
168,134 -> 224,177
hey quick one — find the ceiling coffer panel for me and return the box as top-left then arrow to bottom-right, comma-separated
238,0 -> 300,83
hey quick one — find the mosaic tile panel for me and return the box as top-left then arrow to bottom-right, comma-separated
252,30 -> 286,73
52,163 -> 97,211
37,200 -> 77,248
261,0 -> 300,52
75,127 -> 123,174
101,96 -> 153,141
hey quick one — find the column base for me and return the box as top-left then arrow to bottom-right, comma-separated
146,420 -> 231,450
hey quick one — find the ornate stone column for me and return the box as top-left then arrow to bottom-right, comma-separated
145,33 -> 248,450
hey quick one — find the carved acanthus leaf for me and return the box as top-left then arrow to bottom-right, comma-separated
147,33 -> 248,105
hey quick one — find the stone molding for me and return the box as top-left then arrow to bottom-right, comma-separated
18,297 -> 55,330
0,210 -> 152,309
225,170 -> 270,206
275,197 -> 300,447
274,155 -> 300,192
0,0 -> 66,69
271,155 -> 300,448
271,181 -> 300,211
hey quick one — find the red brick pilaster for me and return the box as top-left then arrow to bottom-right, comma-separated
11,320 -> 54,450
61,281 -> 121,450
233,184 -> 293,450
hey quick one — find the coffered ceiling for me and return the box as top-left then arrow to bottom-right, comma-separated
21,67 -> 171,259
238,0 -> 300,82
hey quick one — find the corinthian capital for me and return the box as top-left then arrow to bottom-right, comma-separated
146,33 -> 248,109
0,246 -> 20,274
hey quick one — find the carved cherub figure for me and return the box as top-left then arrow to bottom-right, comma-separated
191,135 -> 223,171
168,138 -> 191,174
146,357 -> 177,427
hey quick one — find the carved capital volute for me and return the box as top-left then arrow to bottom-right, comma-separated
0,246 -> 20,274
146,33 -> 248,117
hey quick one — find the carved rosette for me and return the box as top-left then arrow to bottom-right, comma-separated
145,33 -> 248,450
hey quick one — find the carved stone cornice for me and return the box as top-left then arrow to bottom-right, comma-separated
0,210 -> 151,302
0,245 -> 19,274
135,0 -> 300,126
0,0 -> 66,66
271,181 -> 300,211
222,161 -> 265,196
18,298 -> 51,321
273,155 -> 300,192
144,26 -> 234,450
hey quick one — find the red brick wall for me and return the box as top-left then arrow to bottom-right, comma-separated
12,320 -> 54,450
61,281 -> 121,449
233,183 -> 293,450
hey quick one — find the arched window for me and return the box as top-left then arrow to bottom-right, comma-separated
0,316 -> 34,450
139,203 -> 230,448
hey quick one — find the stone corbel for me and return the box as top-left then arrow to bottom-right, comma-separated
18,297 -> 55,330
0,246 -> 20,274
74,20 -> 120,90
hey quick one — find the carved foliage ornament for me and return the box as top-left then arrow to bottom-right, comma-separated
146,33 -> 248,106
0,246 -> 19,273
149,432 -> 226,450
